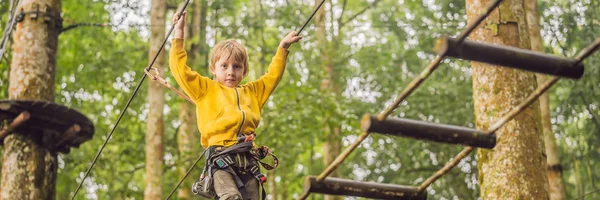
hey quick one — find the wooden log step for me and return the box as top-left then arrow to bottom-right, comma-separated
361,114 -> 496,149
434,36 -> 584,79
0,100 -> 94,153
304,176 -> 426,200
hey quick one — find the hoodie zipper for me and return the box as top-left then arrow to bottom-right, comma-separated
234,88 -> 246,136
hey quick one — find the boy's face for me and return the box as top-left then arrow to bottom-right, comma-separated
211,55 -> 244,87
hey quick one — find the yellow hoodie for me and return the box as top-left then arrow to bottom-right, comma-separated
169,39 -> 289,148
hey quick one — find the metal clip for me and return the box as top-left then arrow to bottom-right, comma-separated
43,7 -> 51,23
30,4 -> 39,20
15,12 -> 25,23
144,67 -> 160,80
192,176 -> 215,198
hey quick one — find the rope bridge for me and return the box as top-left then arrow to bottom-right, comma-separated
298,0 -> 600,199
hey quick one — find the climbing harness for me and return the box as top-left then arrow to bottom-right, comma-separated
144,66 -> 282,199
191,134 -> 279,200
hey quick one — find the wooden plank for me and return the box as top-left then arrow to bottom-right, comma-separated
0,100 -> 94,153
362,114 -> 496,149
304,176 -> 426,200
0,111 -> 30,140
434,36 -> 584,79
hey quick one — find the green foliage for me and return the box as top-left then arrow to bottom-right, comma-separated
0,0 -> 598,199
540,0 -> 600,199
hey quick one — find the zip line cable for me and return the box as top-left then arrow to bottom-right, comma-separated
0,0 -> 22,61
296,0 -> 326,36
70,0 -> 193,199
163,0 -> 326,198
165,148 -> 208,200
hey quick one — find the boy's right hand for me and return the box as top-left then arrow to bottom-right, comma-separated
173,11 -> 186,39
279,31 -> 302,50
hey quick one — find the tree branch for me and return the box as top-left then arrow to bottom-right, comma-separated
61,23 -> 110,33
340,0 -> 382,28
119,164 -> 145,174
167,4 -> 178,10
591,0 -> 597,33
2,52 -> 9,64
549,27 -> 569,57
333,52 -> 356,67
579,93 -> 600,131
337,0 -> 348,27
405,167 -> 444,173
575,188 -> 600,200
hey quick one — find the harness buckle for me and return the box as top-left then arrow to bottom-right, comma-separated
237,133 -> 256,143
257,174 -> 267,184
214,157 -> 229,169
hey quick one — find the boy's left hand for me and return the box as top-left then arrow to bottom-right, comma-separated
279,31 -> 303,50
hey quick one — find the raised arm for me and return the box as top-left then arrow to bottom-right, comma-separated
169,11 -> 211,101
249,31 -> 302,108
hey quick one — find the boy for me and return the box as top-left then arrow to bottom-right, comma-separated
170,11 -> 301,200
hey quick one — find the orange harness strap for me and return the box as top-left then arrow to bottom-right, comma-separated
144,67 -> 195,104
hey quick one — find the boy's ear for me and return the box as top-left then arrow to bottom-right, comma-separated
209,66 -> 216,76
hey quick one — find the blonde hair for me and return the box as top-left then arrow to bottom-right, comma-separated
210,39 -> 249,77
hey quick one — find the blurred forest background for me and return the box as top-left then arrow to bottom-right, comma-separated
0,0 -> 598,199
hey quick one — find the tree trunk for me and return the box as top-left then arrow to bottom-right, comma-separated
176,1 -> 205,199
2,0 -> 61,199
315,1 -> 342,200
144,0 -> 166,199
268,169 -> 277,200
322,127 -> 341,200
176,102 -> 197,199
189,0 -> 208,71
281,180 -> 288,200
258,0 -> 266,75
524,0 -> 566,199
466,0 -> 549,198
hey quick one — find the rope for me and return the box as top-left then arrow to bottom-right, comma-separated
70,1 -> 192,199
575,37 -> 600,64
378,0 -> 503,120
144,67 -> 195,104
165,148 -> 208,200
0,0 -> 22,61
296,0 -> 326,36
418,76 -> 559,191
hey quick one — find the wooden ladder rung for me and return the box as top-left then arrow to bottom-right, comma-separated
304,176 -> 426,200
362,114 -> 496,149
434,35 -> 584,79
